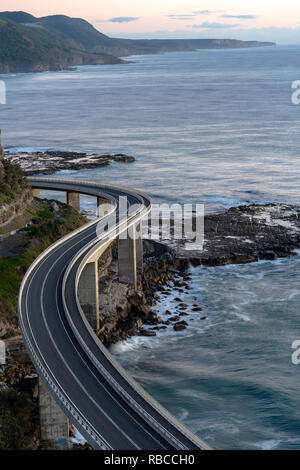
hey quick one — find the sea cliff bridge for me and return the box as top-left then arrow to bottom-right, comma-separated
18,177 -> 210,450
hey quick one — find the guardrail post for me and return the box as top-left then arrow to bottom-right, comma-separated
39,378 -> 70,449
77,261 -> 99,331
32,188 -> 40,198
67,191 -> 80,211
118,223 -> 143,290
97,196 -> 111,218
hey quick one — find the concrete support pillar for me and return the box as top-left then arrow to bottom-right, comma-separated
97,196 -> 111,218
136,222 -> 143,284
67,191 -> 80,211
118,223 -> 143,290
39,378 -> 70,449
77,261 -> 99,331
32,188 -> 40,198
0,339 -> 5,365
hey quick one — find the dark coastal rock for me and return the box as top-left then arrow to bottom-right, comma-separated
160,203 -> 300,267
139,328 -> 157,337
173,322 -> 187,331
152,326 -> 167,331
4,150 -> 136,176
169,316 -> 181,322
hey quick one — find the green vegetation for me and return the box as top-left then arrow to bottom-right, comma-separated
0,140 -> 28,205
0,15 -> 122,73
38,14 -> 117,51
0,199 -> 87,332
0,159 -> 28,205
0,388 -> 36,450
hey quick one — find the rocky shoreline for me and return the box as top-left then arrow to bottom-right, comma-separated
4,150 -> 135,175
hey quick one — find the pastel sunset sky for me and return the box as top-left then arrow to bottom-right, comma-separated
2,0 -> 300,43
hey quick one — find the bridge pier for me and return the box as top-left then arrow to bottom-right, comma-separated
32,188 -> 40,198
77,261 -> 99,331
118,223 -> 143,290
39,378 -> 70,449
67,191 -> 80,211
97,196 -> 111,218
0,339 -> 5,365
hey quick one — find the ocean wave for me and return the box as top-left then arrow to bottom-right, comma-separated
4,146 -> 53,153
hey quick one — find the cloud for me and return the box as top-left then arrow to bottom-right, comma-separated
193,10 -> 212,15
189,22 -> 240,29
168,15 -> 195,20
104,17 -> 140,23
168,10 -> 225,20
222,14 -> 257,20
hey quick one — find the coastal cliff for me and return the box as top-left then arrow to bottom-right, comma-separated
0,137 -> 31,224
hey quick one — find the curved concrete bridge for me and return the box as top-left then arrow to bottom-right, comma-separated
18,177 -> 210,450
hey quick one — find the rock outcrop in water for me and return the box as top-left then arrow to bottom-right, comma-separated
173,203 -> 300,266
4,150 -> 135,175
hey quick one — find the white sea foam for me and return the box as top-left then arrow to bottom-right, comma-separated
71,428 -> 86,445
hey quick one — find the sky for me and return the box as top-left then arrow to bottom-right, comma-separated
2,0 -> 300,44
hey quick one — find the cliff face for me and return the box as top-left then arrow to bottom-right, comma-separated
0,190 -> 32,225
0,133 -> 30,223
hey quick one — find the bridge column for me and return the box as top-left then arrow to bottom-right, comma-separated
77,261 -> 99,331
97,196 -> 111,218
67,192 -> 80,211
118,223 -> 143,290
39,378 -> 70,449
0,339 -> 5,365
32,188 -> 40,198
136,222 -> 143,285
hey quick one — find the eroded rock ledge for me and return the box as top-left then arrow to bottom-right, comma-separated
4,150 -> 135,175
173,203 -> 300,266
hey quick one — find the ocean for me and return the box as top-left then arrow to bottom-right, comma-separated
1,44 -> 300,449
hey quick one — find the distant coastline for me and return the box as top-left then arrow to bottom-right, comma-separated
0,11 -> 276,74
